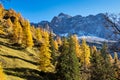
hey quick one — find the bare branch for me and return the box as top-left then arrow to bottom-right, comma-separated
105,13 -> 120,34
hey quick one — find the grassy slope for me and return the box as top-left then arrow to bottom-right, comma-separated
0,37 -> 42,80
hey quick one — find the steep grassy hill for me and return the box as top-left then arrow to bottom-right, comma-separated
0,36 -> 55,80
0,36 -> 39,80
0,4 -> 55,80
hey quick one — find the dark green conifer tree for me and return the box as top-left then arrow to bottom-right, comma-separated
49,32 -> 57,65
100,43 -> 108,59
56,36 -> 80,80
90,44 -> 117,80
90,51 -> 105,80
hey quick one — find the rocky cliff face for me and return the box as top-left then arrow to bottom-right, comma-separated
33,13 -> 120,40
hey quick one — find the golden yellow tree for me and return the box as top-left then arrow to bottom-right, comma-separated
80,39 -> 90,68
0,4 -> 4,19
22,20 -> 34,47
53,40 -> 58,51
0,25 -> 5,35
107,53 -> 113,63
0,62 -> 6,80
35,28 -> 42,42
0,4 -> 4,34
12,19 -> 23,44
30,26 -> 36,39
38,30 -> 54,72
71,35 -> 82,58
6,18 -> 13,28
113,52 -> 120,79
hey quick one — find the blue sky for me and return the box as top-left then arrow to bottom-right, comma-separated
2,0 -> 120,22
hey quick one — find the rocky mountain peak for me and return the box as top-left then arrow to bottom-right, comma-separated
34,13 -> 120,40
58,12 -> 72,18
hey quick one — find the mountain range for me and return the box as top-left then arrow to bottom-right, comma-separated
31,13 -> 120,41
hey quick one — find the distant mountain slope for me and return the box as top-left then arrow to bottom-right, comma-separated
33,13 -> 120,40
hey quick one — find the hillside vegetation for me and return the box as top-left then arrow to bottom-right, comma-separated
0,4 -> 55,80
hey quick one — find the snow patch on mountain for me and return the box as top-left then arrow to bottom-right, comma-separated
59,33 -> 68,37
78,36 -> 117,42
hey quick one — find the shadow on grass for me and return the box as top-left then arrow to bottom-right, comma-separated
0,54 -> 39,65
0,35 -> 7,38
4,68 -> 43,80
0,41 -> 24,50
4,68 -> 56,80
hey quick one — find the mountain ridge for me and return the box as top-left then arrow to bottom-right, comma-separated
31,13 -> 120,40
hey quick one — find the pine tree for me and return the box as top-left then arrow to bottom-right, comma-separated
56,37 -> 70,80
90,44 -> 117,80
104,53 -> 117,80
56,36 -> 80,80
100,44 -> 116,80
90,51 -> 116,80
68,36 -> 80,80
49,32 -> 57,65
101,43 -> 108,59
90,51 -> 105,80
38,31 -> 54,72
22,20 -> 34,48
